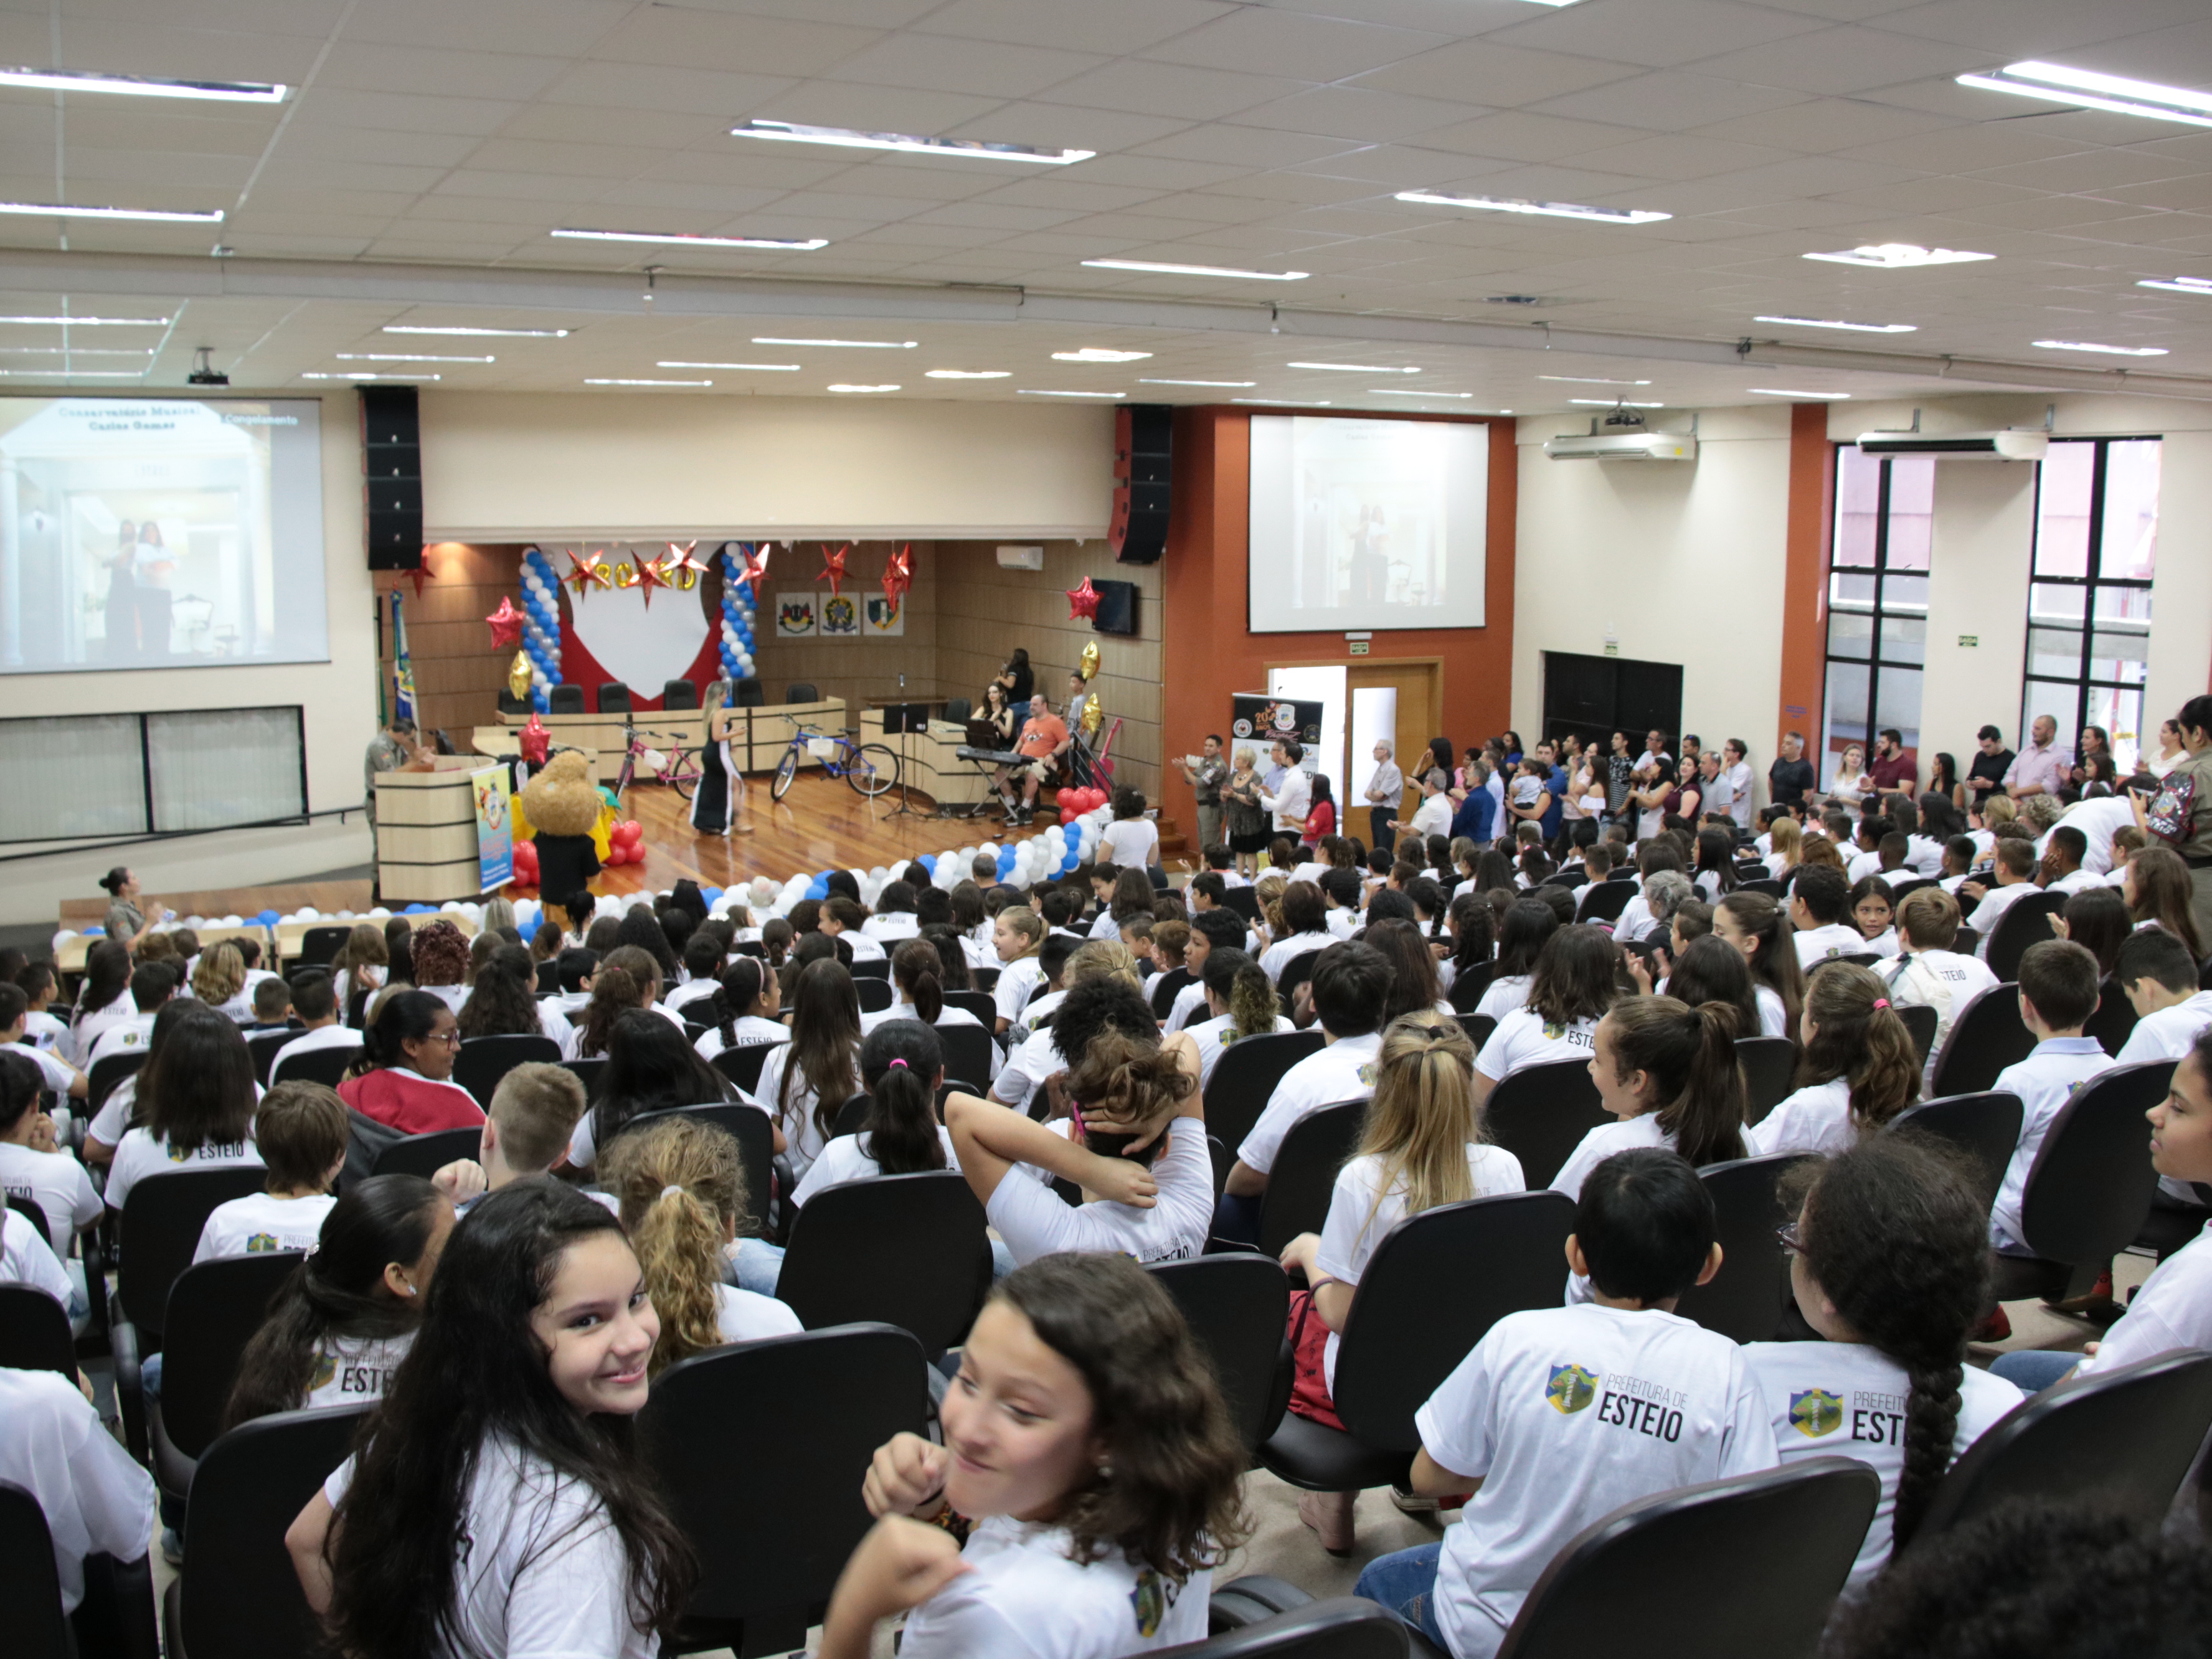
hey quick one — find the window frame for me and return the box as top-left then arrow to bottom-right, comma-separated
1822,447 -> 1931,775
0,705 -> 308,843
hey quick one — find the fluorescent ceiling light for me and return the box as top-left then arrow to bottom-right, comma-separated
1394,189 -> 1668,225
1234,398 -> 1331,406
0,346 -> 149,356
926,369 -> 1010,379
338,352 -> 493,363
732,118 -> 1092,166
1290,361 -> 1419,374
2139,275 -> 2212,295
0,67 -> 287,103
754,336 -> 914,349
1539,375 -> 1651,385
828,383 -> 899,393
387,325 -> 567,338
1957,61 -> 2212,128
1755,314 -> 1917,334
1138,378 -> 1255,387
1052,347 -> 1151,362
1749,389 -> 1851,399
1082,258 -> 1308,281
1571,398 -> 1663,407
1371,388 -> 1473,397
552,227 -> 826,251
0,368 -> 143,377
658,361 -> 798,371
0,200 -> 222,223
1804,243 -> 1993,268
2033,339 -> 2168,356
585,377 -> 711,387
302,372 -> 440,381
1018,389 -> 1124,398
0,313 -> 168,326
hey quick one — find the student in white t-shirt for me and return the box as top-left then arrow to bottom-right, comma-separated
2114,928 -> 2212,1067
194,1081 -> 348,1264
600,1115 -> 801,1369
1747,1135 -> 2022,1586
690,957 -> 788,1061
103,1006 -> 267,1213
429,1061 -> 592,1214
1,1202 -> 76,1313
1847,876 -> 1901,960
1278,1014 -> 1527,1551
860,881 -> 925,945
1958,838 -> 2041,961
1553,996 -> 1749,1204
950,1002 -> 1215,1267
1874,887 -> 2000,1089
1749,964 -> 1922,1158
1257,881 -> 1335,987
1714,891 -> 1807,1046
989,908 -> 1048,1036
1165,911 -> 1246,1034
792,1021 -> 962,1209
1185,952 -> 1296,1090
0,1050 -> 101,1261
1473,925 -> 1619,1107
266,970 -> 364,1084
288,1183 -> 690,1659
821,1253 -> 1242,1659
752,960 -> 863,1181
1354,1148 -> 1773,1657
0,1364 -> 156,1616
225,1171 -> 453,1430
1789,865 -> 1866,969
1472,899 -> 1556,1021
860,938 -> 1002,1082
1990,940 -> 2115,1254
0,982 -> 87,1112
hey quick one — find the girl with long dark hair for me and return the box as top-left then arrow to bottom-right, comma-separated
458,944 -> 557,1041
338,990 -> 482,1135
103,1007 -> 263,1211
1553,994 -> 1747,1200
1659,933 -> 1761,1037
1714,890 -> 1805,1040
1473,924 -> 1619,1104
694,956 -> 786,1059
759,958 -> 863,1178
329,922 -> 389,1019
1749,963 -> 1922,1156
287,1181 -> 694,1658
1472,897 -> 1557,1020
224,1175 -> 453,1428
792,1018 -> 955,1206
1363,917 -> 1449,1026
70,938 -> 134,1052
568,1009 -> 737,1173
1184,952 -> 1293,1090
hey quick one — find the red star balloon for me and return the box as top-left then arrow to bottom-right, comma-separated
519,714 -> 550,765
659,539 -> 706,592
632,551 -> 668,607
1066,575 -> 1102,622
733,543 -> 771,597
881,544 -> 912,608
485,595 -> 524,650
564,549 -> 610,597
817,542 -> 850,598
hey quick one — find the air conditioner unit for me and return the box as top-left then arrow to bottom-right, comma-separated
1855,429 -> 2048,461
995,544 -> 1044,570
1543,430 -> 1698,462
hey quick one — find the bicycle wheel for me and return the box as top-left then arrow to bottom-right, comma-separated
848,743 -> 899,798
668,750 -> 696,801
770,748 -> 800,801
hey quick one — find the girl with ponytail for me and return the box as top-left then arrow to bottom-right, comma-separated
1442,890 -> 1493,996
792,1019 -> 955,1207
1554,994 -> 1746,1201
1714,889 -> 1804,1039
224,1174 -> 454,1428
1746,1136 -> 2020,1584
1749,963 -> 1922,1157
866,937 -> 999,1077
600,1116 -> 800,1376
695,956 -> 785,1060
1186,950 -> 1294,1089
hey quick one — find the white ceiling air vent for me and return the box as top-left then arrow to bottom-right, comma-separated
1855,428 -> 2049,461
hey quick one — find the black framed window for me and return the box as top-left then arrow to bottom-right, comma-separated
2022,438 -> 2158,773
0,706 -> 306,842
1821,447 -> 1933,788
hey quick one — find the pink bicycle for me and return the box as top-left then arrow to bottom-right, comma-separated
613,722 -> 704,799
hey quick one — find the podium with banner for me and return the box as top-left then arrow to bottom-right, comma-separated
374,755 -> 514,902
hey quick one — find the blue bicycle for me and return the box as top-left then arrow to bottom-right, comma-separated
770,716 -> 899,801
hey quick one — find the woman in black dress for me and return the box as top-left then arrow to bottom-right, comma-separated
688,678 -> 754,837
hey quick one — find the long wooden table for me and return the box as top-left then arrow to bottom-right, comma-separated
481,698 -> 849,779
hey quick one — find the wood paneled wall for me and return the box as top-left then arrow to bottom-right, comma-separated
376,542 -> 529,742
747,541 -> 940,719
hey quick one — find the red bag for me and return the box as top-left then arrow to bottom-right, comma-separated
1284,1288 -> 1346,1432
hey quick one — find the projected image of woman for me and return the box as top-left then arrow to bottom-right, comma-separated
133,521 -> 175,661
105,520 -> 138,663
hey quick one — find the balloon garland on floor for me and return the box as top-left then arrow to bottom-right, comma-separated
519,547 -> 564,712
720,542 -> 762,684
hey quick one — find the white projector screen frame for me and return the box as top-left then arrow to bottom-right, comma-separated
1247,415 -> 1487,633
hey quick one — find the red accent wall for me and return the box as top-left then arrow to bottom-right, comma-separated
1160,408 -> 1518,836
1778,403 -> 1833,755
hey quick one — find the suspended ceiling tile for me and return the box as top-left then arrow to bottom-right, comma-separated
583,7 -> 884,77
1038,60 -> 1305,123
1533,71 -> 1809,133
534,62 -> 798,118
1350,40 -> 1642,107
1490,0 -> 1829,69
1140,8 -> 1447,81
818,34 -> 1107,100
911,0 -> 1234,57
1221,86 -> 1484,144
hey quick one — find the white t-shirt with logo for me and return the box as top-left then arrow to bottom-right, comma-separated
991,958 -> 1046,1028
1186,1012 -> 1297,1090
2078,1220 -> 2212,1378
1475,1009 -> 1599,1087
1794,924 -> 1866,968
1417,1302 -> 1776,1659
1259,931 -> 1334,986
1964,882 -> 2036,960
303,1331 -> 415,1410
1746,1077 -> 1855,1158
103,1125 -> 264,1212
194,1190 -> 336,1264
986,1115 -> 1213,1266
83,1010 -> 159,1069
1236,1032 -> 1383,1175
792,1126 -> 960,1207
0,1140 -> 102,1258
692,1017 -> 791,1061
1744,1341 -> 2021,1586
1314,1144 -> 1526,1391
1990,1038 -> 2117,1253
896,1513 -> 1210,1659
1877,949 -> 2000,1087
713,1283 -> 803,1343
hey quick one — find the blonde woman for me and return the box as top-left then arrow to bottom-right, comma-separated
1225,746 -> 1270,879
191,941 -> 253,1023
1828,742 -> 1871,808
1278,1013 -> 1526,1551
689,678 -> 755,838
1764,816 -> 1802,880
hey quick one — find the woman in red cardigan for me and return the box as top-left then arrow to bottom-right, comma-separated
338,989 -> 484,1135
1303,773 -> 1336,846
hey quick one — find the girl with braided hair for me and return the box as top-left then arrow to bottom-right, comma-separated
1746,1136 -> 2021,1585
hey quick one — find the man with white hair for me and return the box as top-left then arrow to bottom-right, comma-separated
1363,738 -> 1404,854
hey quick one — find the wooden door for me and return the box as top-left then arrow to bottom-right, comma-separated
1346,659 -> 1442,818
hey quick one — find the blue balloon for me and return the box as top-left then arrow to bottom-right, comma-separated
701,887 -> 724,906
85,925 -> 105,936
1061,846 -> 1080,873
257,908 -> 280,925
805,878 -> 829,902
404,903 -> 430,915
996,847 -> 1018,878
917,854 -> 937,873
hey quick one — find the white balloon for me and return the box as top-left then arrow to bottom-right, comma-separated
369,907 -> 390,919
298,907 -> 319,920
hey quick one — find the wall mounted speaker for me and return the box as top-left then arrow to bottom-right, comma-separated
1090,579 -> 1139,637
360,386 -> 423,570
1110,403 -> 1171,565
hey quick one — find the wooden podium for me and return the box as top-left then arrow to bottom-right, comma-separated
375,756 -> 499,904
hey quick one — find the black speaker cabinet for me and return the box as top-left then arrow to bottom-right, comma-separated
1090,579 -> 1139,636
1110,403 -> 1171,565
360,387 -> 423,570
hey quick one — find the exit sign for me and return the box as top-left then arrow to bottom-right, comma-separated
1349,639 -> 1369,656
1958,634 -> 1979,647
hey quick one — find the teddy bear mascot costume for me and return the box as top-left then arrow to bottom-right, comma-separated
519,750 -> 603,918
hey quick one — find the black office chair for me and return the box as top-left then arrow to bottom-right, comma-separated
108,1166 -> 270,1376
1222,886 -> 1261,922
1447,962 -> 1495,1016
943,697 -> 973,724
617,1104 -> 777,1237
1151,966 -> 1194,1020
7,1191 -> 54,1249
1453,1012 -> 1496,1051
1183,1595 -> 1411,1657
1738,877 -> 1786,899
1897,1001 -> 1939,1064
597,681 -> 632,715
640,1325 -> 932,1657
536,959 -> 561,993
1492,1459 -> 1880,1659
775,1173 -> 991,1359
1277,950 -> 1325,1014
1576,882 -> 1633,925
785,683 -> 819,704
856,977 -> 894,1014
935,1024 -> 999,1092
1673,1153 -> 1815,1344
970,965 -> 1000,992
1982,892 -> 2069,983
163,1404 -> 372,1659
0,1283 -> 76,1379
2084,976 -> 2139,1056
368,1125 -> 485,1179
1991,1059 -> 2173,1303
711,1042 -> 780,1097
450,1033 -> 560,1107
662,678 -> 699,710
1258,1192 -> 1574,1496
270,1042 -> 360,1089
849,957 -> 892,980
1885,1091 -> 2023,1216
562,1055 -> 608,1094
1927,982 -> 2035,1098
1543,868 -> 1589,891
146,1252 -> 305,1507
943,990 -> 998,1027
85,1051 -> 149,1123
1256,1100 -> 1369,1259
1485,1058 -> 1610,1191
734,676 -> 765,707
1150,1255 -> 1292,1457
243,1029 -> 296,1087
1204,1030 -> 1326,1156
548,684 -> 585,714
1734,1037 -> 1797,1125
827,1094 -> 876,1140
2,1475 -> 159,1659
295,924 -> 352,968
1909,1350 -> 2212,1549
496,690 -> 532,716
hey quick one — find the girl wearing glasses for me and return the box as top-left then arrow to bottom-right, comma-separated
339,989 -> 483,1135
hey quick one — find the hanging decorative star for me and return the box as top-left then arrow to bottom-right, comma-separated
392,551 -> 432,602
485,595 -> 525,650
564,549 -> 610,597
631,551 -> 668,607
659,539 -> 706,592
817,542 -> 850,598
1065,575 -> 1101,622
734,542 -> 772,597
519,713 -> 551,765
881,543 -> 912,609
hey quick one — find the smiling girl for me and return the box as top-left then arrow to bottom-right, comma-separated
286,1180 -> 692,1659
820,1252 -> 1248,1659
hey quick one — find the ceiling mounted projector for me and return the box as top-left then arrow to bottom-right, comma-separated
1543,429 -> 1697,461
1855,428 -> 2048,461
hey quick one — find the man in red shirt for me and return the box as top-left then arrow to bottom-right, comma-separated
997,694 -> 1070,825
1868,727 -> 1917,795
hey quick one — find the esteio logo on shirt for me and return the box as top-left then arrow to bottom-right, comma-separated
1789,1388 -> 1845,1439
1550,1364 -> 1691,1440
1546,1364 -> 1597,1414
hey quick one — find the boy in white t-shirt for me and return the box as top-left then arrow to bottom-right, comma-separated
1789,865 -> 1865,968
1354,1148 -> 1772,1657
2114,928 -> 2212,1067
1166,912 -> 1247,1034
193,1082 -> 347,1263
1989,940 -> 2115,1255
0,982 -> 87,1113
1958,838 -> 2041,962
267,971 -> 362,1082
0,1366 -> 156,1615
1874,887 -> 1999,1089
0,1051 -> 101,1261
